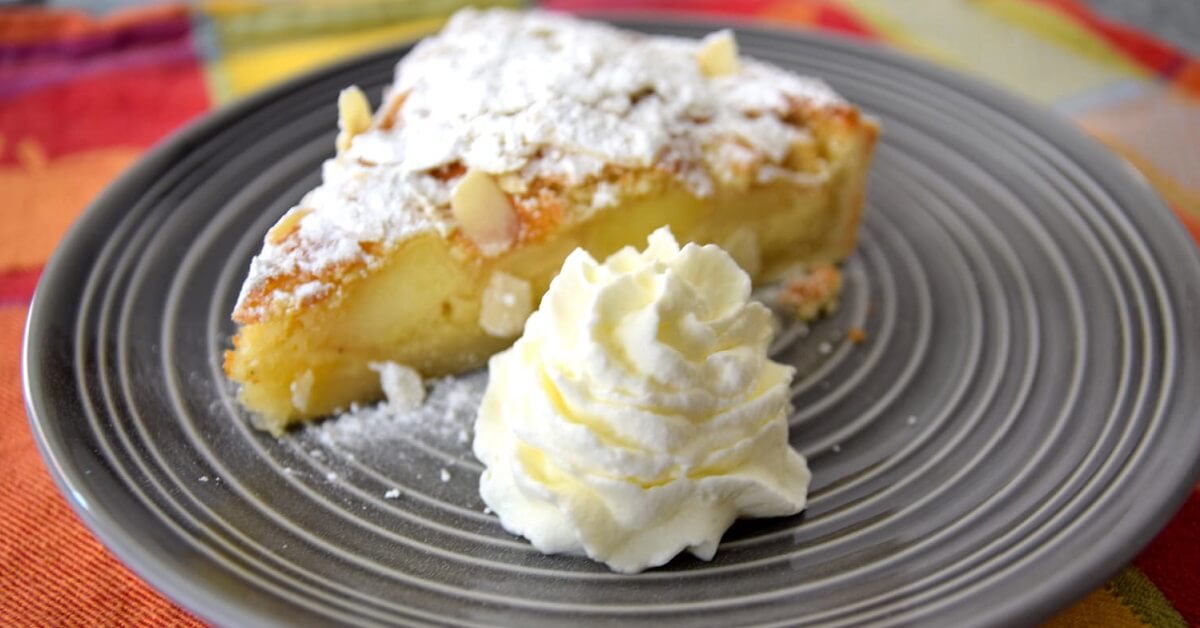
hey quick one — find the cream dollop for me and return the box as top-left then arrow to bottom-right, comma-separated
473,228 -> 810,573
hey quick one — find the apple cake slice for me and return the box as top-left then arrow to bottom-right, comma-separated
225,8 -> 878,434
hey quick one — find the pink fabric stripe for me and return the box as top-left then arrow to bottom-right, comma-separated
0,19 -> 196,100
0,268 -> 40,307
0,14 -> 190,63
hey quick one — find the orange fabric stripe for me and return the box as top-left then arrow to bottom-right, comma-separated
1046,583 -> 1147,627
1173,60 -> 1200,99
0,305 -> 202,625
0,145 -> 140,270
0,5 -> 189,44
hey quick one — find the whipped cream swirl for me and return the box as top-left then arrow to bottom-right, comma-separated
473,228 -> 809,573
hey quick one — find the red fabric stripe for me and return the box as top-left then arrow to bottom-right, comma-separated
1175,206 -> 1200,249
1029,0 -> 1187,76
0,268 -> 40,306
0,56 -> 209,164
530,1 -> 881,47
541,0 -> 776,17
815,3 -> 876,39
0,33 -> 198,101
1134,488 -> 1200,625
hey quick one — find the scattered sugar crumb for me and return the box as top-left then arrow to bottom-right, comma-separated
325,471 -> 338,482
310,449 -> 325,460
440,469 -> 451,482
848,326 -> 867,344
483,506 -> 493,515
817,341 -> 833,355
369,361 -> 426,411
283,467 -> 296,476
198,475 -> 209,483
294,281 -> 326,301
906,415 -> 917,426
384,488 -> 402,500
306,371 -> 486,454
289,369 -> 314,414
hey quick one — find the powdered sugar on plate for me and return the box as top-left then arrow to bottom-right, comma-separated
305,370 -> 487,457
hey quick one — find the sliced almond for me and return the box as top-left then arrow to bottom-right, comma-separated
479,271 -> 532,338
697,30 -> 739,78
451,168 -> 518,255
267,207 -> 313,245
721,227 -> 762,278
379,89 -> 408,130
336,86 -> 373,154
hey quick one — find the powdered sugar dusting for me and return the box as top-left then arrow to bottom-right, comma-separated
234,8 -> 846,320
306,371 -> 487,456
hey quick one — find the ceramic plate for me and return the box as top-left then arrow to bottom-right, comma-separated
24,20 -> 1200,627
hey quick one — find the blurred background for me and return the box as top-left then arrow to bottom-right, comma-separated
1,0 -> 1196,625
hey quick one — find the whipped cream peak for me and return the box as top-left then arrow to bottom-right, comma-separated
474,227 -> 810,573
537,229 -> 777,416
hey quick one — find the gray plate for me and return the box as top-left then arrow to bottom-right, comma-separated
23,20 -> 1200,628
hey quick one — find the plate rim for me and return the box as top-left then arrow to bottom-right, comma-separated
22,16 -> 1200,627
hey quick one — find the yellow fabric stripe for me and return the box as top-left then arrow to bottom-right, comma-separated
200,0 -> 523,102
216,18 -> 444,100
1108,567 -> 1188,628
840,0 -> 1140,104
976,0 -> 1146,77
827,1 -> 960,67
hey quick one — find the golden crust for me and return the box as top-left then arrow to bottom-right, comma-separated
780,265 -> 844,321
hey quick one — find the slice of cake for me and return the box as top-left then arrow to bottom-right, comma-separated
224,8 -> 878,434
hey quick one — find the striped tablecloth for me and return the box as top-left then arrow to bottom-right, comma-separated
1,1 -> 1196,625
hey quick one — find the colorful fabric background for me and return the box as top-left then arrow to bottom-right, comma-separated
1,1 -> 1196,625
